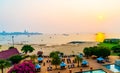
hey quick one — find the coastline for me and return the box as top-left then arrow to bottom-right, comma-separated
0,42 -> 98,56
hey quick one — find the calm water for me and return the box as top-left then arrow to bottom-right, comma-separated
0,33 -> 120,45
104,64 -> 120,72
76,69 -> 106,73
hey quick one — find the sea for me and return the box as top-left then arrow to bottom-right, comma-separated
0,33 -> 120,46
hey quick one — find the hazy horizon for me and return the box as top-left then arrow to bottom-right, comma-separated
1,0 -> 120,33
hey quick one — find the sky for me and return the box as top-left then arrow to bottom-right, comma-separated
0,0 -> 120,33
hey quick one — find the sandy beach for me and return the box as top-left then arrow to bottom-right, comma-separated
0,42 -> 98,55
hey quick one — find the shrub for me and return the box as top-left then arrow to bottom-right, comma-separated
8,60 -> 35,73
9,55 -> 23,64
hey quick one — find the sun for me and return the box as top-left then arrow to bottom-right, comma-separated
98,15 -> 104,20
96,32 -> 105,42
97,15 -> 105,23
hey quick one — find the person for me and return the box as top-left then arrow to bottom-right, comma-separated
71,63 -> 75,68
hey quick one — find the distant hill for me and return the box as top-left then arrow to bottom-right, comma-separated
0,31 -> 43,35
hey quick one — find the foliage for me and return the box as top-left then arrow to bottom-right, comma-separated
103,39 -> 120,44
50,51 -> 63,58
51,54 -> 61,69
30,54 -> 37,62
95,47 -> 111,58
83,46 -> 111,58
75,55 -> 83,67
8,60 -> 35,73
111,45 -> 120,53
9,55 -> 23,64
0,60 -> 11,73
22,55 -> 30,59
21,45 -> 35,54
8,46 -> 15,50
83,47 -> 91,58
118,53 -> 120,58
0,45 -> 2,49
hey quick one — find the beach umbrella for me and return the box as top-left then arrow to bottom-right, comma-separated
59,56 -> 62,59
35,64 -> 41,69
82,60 -> 88,65
60,62 -> 66,67
38,57 -> 43,61
97,57 -> 104,61
37,51 -> 43,55
78,54 -> 83,58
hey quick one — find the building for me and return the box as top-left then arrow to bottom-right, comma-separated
0,48 -> 19,60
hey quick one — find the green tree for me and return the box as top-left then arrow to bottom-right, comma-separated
111,45 -> 120,53
96,47 -> 110,58
9,55 -> 23,64
50,51 -> 60,58
75,55 -> 83,67
0,60 -> 11,73
118,53 -> 120,59
51,54 -> 61,69
21,45 -> 35,54
83,47 -> 91,58
8,46 -> 15,50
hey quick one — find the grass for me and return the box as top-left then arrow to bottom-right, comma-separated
98,43 -> 119,56
98,43 -> 118,49
111,52 -> 119,56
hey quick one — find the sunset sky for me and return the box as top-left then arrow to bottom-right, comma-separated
0,0 -> 120,33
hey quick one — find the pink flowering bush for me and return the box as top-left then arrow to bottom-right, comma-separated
8,60 -> 35,73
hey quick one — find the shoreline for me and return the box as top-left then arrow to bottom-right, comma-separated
0,42 -> 98,56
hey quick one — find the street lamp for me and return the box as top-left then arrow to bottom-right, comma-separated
12,36 -> 14,47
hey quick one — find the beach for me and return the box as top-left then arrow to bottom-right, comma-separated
0,42 -> 98,55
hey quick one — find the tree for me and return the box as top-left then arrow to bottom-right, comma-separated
75,55 -> 83,67
83,47 -> 91,58
30,54 -> 37,62
72,51 -> 75,57
49,51 -> 60,58
51,54 -> 61,69
111,45 -> 120,53
8,46 -> 15,50
9,55 -> 23,64
0,45 -> 2,49
0,60 -> 11,73
8,60 -> 35,73
96,47 -> 111,58
21,45 -> 35,54
118,53 -> 120,59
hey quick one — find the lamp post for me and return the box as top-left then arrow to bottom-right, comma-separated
12,36 -> 14,47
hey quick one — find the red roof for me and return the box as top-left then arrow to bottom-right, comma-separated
0,48 -> 19,60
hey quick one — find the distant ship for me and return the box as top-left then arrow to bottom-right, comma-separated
0,30 -> 43,35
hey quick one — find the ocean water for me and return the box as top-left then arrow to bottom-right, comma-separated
0,33 -> 120,46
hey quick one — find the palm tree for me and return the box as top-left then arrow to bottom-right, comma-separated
30,54 -> 37,62
72,51 -> 75,57
0,45 -> 2,49
0,60 -> 11,73
75,55 -> 83,67
21,45 -> 35,54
